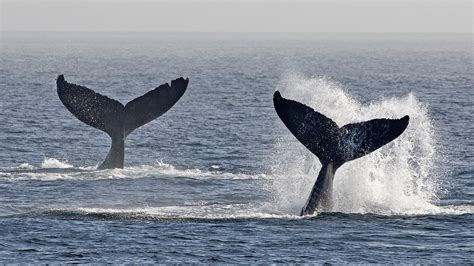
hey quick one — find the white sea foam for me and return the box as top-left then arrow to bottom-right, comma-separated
47,202 -> 473,221
0,158 -> 267,181
63,205 -> 304,220
40,157 -> 73,169
269,74 -> 443,216
18,163 -> 34,170
96,160 -> 268,181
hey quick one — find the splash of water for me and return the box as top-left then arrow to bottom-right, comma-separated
40,157 -> 73,169
269,74 -> 442,215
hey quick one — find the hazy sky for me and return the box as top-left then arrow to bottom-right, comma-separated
1,0 -> 472,33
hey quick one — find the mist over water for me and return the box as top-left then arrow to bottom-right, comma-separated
0,33 -> 472,263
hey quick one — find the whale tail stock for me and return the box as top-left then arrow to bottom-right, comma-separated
273,91 -> 409,215
56,75 -> 188,169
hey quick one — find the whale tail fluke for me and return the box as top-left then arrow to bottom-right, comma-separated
273,91 -> 409,168
56,75 -> 188,169
124,77 -> 188,136
273,90 -> 409,215
57,75 -> 125,137
338,115 -> 409,165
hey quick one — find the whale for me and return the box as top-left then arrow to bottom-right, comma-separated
273,91 -> 409,216
56,75 -> 188,169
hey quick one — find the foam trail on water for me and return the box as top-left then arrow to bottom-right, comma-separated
269,74 -> 442,215
0,159 -> 267,181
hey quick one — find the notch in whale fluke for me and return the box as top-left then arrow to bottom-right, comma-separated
273,91 -> 409,215
56,74 -> 189,169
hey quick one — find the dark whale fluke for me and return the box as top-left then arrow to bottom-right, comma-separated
273,91 -> 409,216
56,75 -> 188,169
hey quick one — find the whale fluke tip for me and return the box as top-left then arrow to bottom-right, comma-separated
399,115 -> 410,130
57,74 -> 65,85
273,91 -> 282,100
171,77 -> 189,89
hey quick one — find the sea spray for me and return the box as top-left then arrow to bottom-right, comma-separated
269,75 -> 441,215
41,157 -> 73,169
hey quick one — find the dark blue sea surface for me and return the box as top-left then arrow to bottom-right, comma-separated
0,33 -> 472,263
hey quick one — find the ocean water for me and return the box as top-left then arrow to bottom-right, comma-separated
0,32 -> 472,263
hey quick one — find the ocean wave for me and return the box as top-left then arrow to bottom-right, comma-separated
6,203 -> 472,223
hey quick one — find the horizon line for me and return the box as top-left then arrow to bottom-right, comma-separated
2,31 -> 472,34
